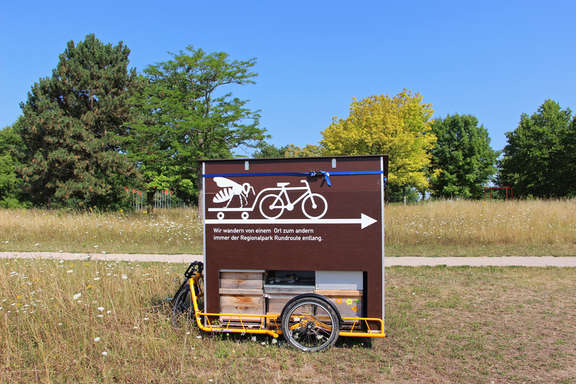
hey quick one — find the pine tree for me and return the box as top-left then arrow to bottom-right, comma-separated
15,34 -> 138,209
0,126 -> 23,207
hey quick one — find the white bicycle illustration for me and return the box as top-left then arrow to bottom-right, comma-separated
259,180 -> 328,220
208,178 -> 328,220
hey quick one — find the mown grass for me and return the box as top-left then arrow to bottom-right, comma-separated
1,259 -> 575,383
0,199 -> 575,256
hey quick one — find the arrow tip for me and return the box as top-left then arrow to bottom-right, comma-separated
361,213 -> 377,229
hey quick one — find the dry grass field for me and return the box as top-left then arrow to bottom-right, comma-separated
0,208 -> 204,255
1,259 -> 574,383
0,199 -> 575,256
386,199 -> 576,256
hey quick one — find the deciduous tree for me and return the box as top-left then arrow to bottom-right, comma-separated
252,143 -> 323,159
252,142 -> 290,158
498,100 -> 573,198
15,34 -> 138,209
430,115 -> 497,199
320,90 -> 435,201
283,144 -> 323,158
128,46 -> 265,205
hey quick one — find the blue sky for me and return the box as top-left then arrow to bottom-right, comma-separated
1,1 -> 575,153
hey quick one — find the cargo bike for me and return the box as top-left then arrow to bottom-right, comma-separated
172,156 -> 388,352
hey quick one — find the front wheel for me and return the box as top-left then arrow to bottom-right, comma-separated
171,281 -> 194,328
259,194 -> 285,219
301,194 -> 328,219
171,276 -> 203,328
281,296 -> 340,352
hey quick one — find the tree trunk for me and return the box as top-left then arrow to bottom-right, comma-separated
403,186 -> 407,206
146,189 -> 155,214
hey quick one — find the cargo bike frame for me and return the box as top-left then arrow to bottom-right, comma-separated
172,261 -> 385,352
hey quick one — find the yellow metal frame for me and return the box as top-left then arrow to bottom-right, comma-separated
188,275 -> 386,339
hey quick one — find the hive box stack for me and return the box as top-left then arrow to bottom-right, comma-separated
219,271 -> 264,323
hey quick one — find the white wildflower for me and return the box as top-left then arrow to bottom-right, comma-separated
121,274 -> 128,280
97,307 -> 104,312
101,351 -> 108,356
94,337 -> 101,342
72,293 -> 82,300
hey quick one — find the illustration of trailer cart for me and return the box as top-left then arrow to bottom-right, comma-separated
172,155 -> 388,352
208,178 -> 328,220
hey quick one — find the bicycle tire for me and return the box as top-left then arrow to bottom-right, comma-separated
281,295 -> 340,352
259,193 -> 285,219
301,193 -> 328,219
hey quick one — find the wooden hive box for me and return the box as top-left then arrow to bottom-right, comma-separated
219,271 -> 264,323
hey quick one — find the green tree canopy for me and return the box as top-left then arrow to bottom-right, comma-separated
320,90 -> 436,200
0,126 -> 24,207
15,34 -> 138,209
253,143 -> 323,159
252,142 -> 290,158
127,46 -> 265,205
498,100 -> 574,198
561,117 -> 576,195
430,114 -> 497,199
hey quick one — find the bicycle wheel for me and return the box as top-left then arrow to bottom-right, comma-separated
301,193 -> 328,219
171,277 -> 203,328
281,296 -> 340,352
259,194 -> 285,219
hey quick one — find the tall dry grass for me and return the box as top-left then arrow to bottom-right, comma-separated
1,259 -> 575,382
386,199 -> 576,247
0,199 -> 574,256
0,208 -> 203,254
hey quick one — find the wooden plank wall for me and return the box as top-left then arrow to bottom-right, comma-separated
219,272 -> 264,322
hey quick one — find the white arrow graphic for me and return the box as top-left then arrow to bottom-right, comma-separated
206,213 -> 378,230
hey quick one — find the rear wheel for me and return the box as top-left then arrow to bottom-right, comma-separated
301,193 -> 328,219
281,296 -> 340,352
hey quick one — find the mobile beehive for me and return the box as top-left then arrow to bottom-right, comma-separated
173,155 -> 388,352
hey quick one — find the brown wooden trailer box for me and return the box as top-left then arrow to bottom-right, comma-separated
202,155 -> 387,326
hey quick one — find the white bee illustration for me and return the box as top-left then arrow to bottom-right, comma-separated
212,177 -> 255,208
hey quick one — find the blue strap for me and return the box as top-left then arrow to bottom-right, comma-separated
202,170 -> 386,187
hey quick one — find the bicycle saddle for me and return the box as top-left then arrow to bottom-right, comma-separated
276,182 -> 290,187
